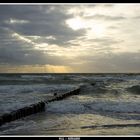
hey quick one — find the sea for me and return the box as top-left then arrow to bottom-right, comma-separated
0,73 -> 140,135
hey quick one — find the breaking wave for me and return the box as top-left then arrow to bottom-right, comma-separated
127,85 -> 140,94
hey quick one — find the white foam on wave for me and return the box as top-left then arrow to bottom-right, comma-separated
0,84 -> 77,115
47,95 -> 140,114
84,101 -> 140,113
21,75 -> 55,80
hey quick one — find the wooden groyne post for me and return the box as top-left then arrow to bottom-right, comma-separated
46,88 -> 80,103
0,87 -> 80,126
0,101 -> 45,126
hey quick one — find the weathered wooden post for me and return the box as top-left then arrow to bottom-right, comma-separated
0,117 -> 3,126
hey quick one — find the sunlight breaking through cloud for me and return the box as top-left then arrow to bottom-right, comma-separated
0,4 -> 140,73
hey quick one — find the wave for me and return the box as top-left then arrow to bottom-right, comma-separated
81,123 -> 140,129
83,101 -> 140,114
47,97 -> 140,115
34,123 -> 140,132
126,85 -> 140,94
0,84 -> 77,115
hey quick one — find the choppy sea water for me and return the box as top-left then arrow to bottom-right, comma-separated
0,73 -> 140,135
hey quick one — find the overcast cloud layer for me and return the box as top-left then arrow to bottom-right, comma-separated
0,4 -> 140,73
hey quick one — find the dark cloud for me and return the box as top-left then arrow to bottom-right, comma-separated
0,5 -> 86,45
0,30 -> 70,66
0,5 -> 86,66
0,43 -> 69,66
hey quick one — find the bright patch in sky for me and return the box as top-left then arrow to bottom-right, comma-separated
66,17 -> 107,38
91,23 -> 106,37
66,17 -> 85,30
6,18 -> 29,24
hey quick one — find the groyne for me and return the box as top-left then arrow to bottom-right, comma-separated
0,87 -> 80,126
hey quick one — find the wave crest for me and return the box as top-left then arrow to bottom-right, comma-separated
127,85 -> 140,94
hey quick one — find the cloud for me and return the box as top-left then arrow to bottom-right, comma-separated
0,5 -> 87,66
5,18 -> 30,24
0,5 -> 86,48
11,32 -> 36,45
0,29 -> 65,66
73,52 -> 140,73
84,14 -> 126,21
0,4 -> 140,73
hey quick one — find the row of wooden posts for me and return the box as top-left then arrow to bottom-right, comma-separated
0,87 -> 80,127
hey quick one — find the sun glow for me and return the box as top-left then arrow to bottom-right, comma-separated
46,65 -> 72,73
66,17 -> 85,30
0,65 -> 73,73
66,17 -> 106,38
90,23 -> 106,37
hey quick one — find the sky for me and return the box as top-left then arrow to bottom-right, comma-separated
0,4 -> 140,73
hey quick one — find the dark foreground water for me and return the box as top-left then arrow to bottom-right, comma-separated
0,73 -> 140,135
